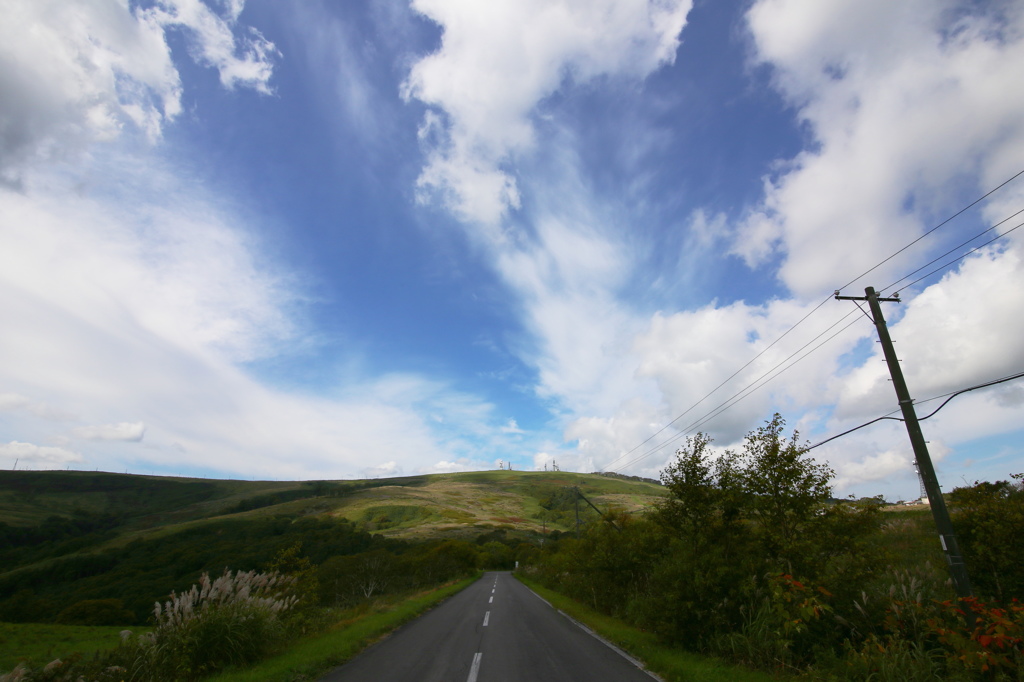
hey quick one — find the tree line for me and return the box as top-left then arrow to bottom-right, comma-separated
523,414 -> 1024,680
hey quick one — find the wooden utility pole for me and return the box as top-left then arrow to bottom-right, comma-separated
835,287 -> 973,598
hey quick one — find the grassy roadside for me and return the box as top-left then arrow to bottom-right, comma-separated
206,574 -> 481,682
516,575 -> 787,682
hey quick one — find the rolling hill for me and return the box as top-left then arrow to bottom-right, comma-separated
0,469 -> 665,624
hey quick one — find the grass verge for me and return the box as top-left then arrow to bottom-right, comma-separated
0,622 -> 147,671
515,575 -> 787,682
206,574 -> 480,682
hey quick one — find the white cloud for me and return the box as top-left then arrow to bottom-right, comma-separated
404,0 -> 691,226
1,441 -> 83,467
834,246 -> 1024,421
142,0 -> 279,94
737,0 -> 1024,297
363,461 -> 400,478
0,0 -> 277,183
426,459 -> 475,473
72,422 -> 146,442
0,393 -> 76,421
0,145 -> 514,479
500,419 -> 524,434
396,0 -> 1024,499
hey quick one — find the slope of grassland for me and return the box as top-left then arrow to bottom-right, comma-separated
321,470 -> 665,539
0,470 -> 305,528
0,469 -> 665,583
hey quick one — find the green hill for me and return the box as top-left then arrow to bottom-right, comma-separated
0,469 -> 663,541
0,469 -> 664,624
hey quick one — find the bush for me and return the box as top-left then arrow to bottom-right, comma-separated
950,475 -> 1024,603
132,569 -> 297,681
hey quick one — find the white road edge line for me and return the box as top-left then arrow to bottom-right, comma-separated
520,581 -> 663,681
483,611 -> 490,626
467,652 -> 482,682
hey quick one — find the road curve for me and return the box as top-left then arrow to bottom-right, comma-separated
318,571 -> 657,682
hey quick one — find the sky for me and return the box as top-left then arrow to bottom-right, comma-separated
1,0 -> 1023,501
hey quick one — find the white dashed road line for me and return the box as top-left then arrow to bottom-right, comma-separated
467,652 -> 482,682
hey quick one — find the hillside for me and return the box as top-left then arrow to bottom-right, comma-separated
0,469 -> 662,539
0,469 -> 664,625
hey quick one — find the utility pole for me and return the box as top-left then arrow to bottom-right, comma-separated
836,287 -> 973,598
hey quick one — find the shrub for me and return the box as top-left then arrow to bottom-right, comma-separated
143,569 -> 297,681
950,475 -> 1024,603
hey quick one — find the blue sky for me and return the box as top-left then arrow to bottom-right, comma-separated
1,0 -> 1023,501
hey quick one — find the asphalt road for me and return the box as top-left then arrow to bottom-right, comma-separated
318,571 -> 658,682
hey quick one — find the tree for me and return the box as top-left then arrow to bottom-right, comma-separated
739,413 -> 833,570
657,433 -> 744,552
950,474 -> 1024,603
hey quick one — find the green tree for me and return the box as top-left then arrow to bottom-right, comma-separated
739,413 -> 833,572
950,474 -> 1024,602
657,433 -> 745,552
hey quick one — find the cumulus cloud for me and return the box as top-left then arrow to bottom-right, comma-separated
72,422 -> 146,442
1,441 -> 83,467
403,0 -> 691,226
533,0 -> 1023,495
426,459 -> 475,473
735,0 -> 1024,297
0,0 -> 277,183
834,246 -> 1024,421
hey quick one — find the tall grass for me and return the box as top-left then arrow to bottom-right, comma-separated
0,570 -> 299,682
140,569 -> 298,680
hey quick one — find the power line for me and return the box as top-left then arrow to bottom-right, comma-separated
915,370 -> 1024,421
599,293 -> 834,473
608,310 -> 867,473
881,207 -> 1024,293
837,167 -> 1024,294
885,217 -> 1024,294
604,169 -> 1024,475
804,370 -> 1024,452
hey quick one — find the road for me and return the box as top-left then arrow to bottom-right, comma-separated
318,571 -> 658,682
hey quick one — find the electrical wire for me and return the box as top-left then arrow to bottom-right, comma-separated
605,168 -> 1024,475
886,218 -> 1024,294
836,167 -> 1024,294
803,370 -> 1024,452
881,207 -> 1024,294
915,370 -> 1024,421
608,310 -> 867,473
605,308 -> 854,472
599,292 -> 834,473
804,411 -> 903,452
